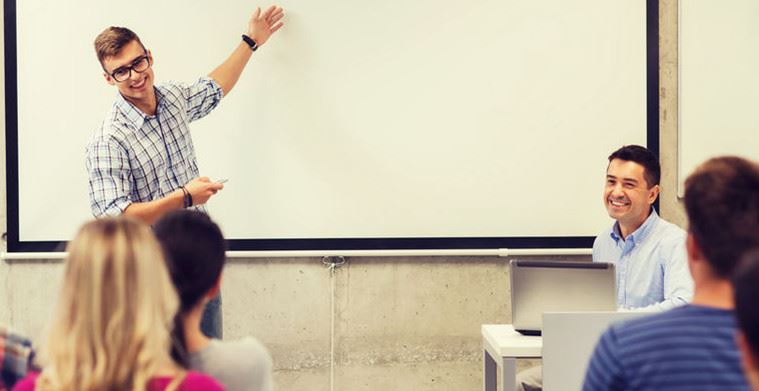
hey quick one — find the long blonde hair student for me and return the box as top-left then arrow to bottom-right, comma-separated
36,217 -> 180,391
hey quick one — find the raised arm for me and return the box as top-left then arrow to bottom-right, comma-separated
209,5 -> 284,96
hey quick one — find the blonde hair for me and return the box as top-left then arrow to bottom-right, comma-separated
36,217 -> 179,391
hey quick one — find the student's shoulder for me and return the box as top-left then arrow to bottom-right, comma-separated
212,337 -> 273,366
607,305 -> 706,343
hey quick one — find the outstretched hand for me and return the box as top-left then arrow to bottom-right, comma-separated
248,5 -> 285,47
185,176 -> 224,206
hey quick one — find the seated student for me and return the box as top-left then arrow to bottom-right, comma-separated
583,156 -> 759,390
594,145 -> 692,310
154,210 -> 273,391
13,217 -> 223,391
1,326 -> 35,390
734,250 -> 759,390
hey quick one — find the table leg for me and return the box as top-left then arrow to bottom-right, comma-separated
502,357 -> 517,391
484,349 -> 497,391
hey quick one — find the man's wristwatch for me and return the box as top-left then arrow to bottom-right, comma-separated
242,34 -> 258,51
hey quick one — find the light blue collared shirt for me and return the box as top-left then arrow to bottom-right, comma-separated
592,209 -> 693,311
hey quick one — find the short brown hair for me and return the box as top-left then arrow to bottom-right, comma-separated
684,156 -> 759,278
93,26 -> 144,68
608,145 -> 660,188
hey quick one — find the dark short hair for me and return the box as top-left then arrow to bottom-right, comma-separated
608,145 -> 660,188
153,210 -> 226,312
684,156 -> 759,278
733,249 -> 759,358
93,26 -> 144,68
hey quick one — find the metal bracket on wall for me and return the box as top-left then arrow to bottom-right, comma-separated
322,256 -> 347,271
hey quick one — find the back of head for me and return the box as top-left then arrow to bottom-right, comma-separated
94,26 -> 144,67
154,210 -> 226,313
608,144 -> 660,188
684,156 -> 759,278
39,217 -> 178,391
734,250 -> 759,360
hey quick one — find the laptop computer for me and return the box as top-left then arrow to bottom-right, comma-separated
510,260 -> 616,335
542,311 -> 651,391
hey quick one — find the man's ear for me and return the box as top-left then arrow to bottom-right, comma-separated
686,232 -> 703,263
647,184 -> 660,205
103,72 -> 115,86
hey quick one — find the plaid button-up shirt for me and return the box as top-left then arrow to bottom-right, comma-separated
0,327 -> 35,390
86,77 -> 223,217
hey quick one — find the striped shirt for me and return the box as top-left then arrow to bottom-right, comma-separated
593,209 -> 693,311
86,77 -> 223,217
583,305 -> 749,391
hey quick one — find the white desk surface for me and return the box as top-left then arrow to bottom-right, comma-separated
481,324 -> 542,358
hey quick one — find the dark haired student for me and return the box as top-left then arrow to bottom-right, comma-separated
154,210 -> 272,391
593,145 -> 693,310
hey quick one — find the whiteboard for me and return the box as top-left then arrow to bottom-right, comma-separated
5,0 -> 652,251
679,0 -> 759,196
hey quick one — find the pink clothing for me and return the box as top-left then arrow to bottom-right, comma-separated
13,371 -> 224,391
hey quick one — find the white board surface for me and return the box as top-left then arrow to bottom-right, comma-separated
9,0 -> 648,245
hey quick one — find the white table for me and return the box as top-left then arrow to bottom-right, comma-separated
482,324 -> 542,391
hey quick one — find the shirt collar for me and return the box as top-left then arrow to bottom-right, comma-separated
114,87 -> 164,129
610,208 -> 660,244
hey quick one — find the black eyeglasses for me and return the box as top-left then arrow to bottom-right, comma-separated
109,52 -> 151,82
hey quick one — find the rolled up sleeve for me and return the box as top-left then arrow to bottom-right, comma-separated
85,137 -> 133,217
182,77 -> 223,122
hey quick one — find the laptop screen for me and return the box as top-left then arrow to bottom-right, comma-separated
510,260 -> 617,334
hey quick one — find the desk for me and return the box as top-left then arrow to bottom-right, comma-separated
482,324 -> 542,391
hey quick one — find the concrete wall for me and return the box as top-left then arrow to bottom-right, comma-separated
2,1 -> 684,390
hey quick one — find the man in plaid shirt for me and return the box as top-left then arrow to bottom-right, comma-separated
87,5 -> 284,225
86,5 -> 284,339
0,326 -> 35,391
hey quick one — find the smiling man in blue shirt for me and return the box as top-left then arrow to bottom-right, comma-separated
517,146 -> 695,391
583,156 -> 759,391
594,145 -> 693,310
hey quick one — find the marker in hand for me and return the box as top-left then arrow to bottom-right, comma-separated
215,178 -> 229,184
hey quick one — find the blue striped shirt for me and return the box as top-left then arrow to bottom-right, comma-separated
86,77 -> 223,217
583,305 -> 750,391
593,210 -> 693,311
